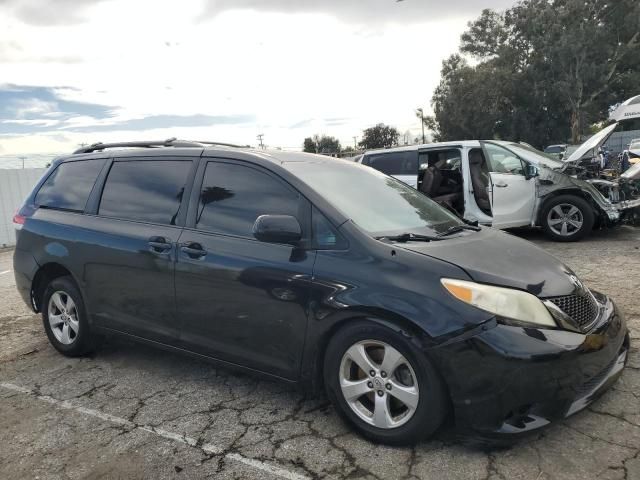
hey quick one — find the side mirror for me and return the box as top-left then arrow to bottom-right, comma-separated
525,164 -> 539,179
253,215 -> 302,245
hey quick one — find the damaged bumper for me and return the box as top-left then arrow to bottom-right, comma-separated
431,293 -> 629,437
614,197 -> 640,212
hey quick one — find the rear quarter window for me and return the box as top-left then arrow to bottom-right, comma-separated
35,159 -> 105,212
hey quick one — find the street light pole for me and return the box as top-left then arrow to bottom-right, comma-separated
416,108 -> 425,144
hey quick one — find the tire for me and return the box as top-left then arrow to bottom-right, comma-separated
323,320 -> 447,445
42,276 -> 97,357
541,195 -> 595,242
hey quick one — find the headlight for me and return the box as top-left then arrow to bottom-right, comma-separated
441,278 -> 557,328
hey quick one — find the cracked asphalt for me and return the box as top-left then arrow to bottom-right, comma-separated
1,226 -> 639,480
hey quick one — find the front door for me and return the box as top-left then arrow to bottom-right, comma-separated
174,159 -> 315,380
483,143 -> 536,228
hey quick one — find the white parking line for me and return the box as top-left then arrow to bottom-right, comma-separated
0,270 -> 11,275
0,382 -> 308,480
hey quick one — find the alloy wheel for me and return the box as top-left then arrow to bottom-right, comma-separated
339,340 -> 419,429
48,291 -> 79,345
547,203 -> 584,237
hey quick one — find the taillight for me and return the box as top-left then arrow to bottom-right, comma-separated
13,210 -> 26,230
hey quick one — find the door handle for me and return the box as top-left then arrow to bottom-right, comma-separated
494,182 -> 508,188
180,242 -> 207,259
148,236 -> 172,253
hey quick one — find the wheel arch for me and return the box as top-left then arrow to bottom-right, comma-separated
536,188 -> 603,226
308,309 -> 434,394
31,263 -> 80,313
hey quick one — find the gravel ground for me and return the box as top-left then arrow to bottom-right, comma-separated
0,226 -> 639,480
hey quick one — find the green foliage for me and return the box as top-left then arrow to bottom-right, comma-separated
303,135 -> 342,154
358,123 -> 400,150
428,0 -> 640,147
303,137 -> 316,153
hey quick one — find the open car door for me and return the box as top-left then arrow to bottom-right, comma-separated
482,142 -> 536,228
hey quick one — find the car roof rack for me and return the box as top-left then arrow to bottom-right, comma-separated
73,138 -> 246,154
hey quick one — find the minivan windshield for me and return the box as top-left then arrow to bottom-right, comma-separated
503,143 -> 564,169
288,161 -> 463,236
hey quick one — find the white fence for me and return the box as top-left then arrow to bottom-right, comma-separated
0,168 -> 46,247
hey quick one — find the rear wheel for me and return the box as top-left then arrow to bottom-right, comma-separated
42,276 -> 97,357
541,195 -> 594,242
324,320 -> 447,445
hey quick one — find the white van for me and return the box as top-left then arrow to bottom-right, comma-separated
359,140 -> 638,241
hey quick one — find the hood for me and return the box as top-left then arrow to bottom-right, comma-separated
609,94 -> 640,122
565,123 -> 617,163
398,227 -> 577,298
621,162 -> 640,180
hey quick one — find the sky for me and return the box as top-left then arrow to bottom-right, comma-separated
0,0 -> 516,156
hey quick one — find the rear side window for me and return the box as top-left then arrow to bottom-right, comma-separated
35,159 -> 104,212
99,160 -> 190,225
196,162 -> 300,238
363,151 -> 418,176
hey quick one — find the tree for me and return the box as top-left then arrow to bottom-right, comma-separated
303,137 -> 316,153
303,135 -> 341,154
427,0 -> 640,147
358,123 -> 400,150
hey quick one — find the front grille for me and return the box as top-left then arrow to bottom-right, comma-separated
547,292 -> 599,330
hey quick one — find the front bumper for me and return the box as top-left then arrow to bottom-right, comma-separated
432,293 -> 628,436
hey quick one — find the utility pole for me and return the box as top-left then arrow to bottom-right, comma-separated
19,156 -> 26,169
257,134 -> 264,149
353,136 -> 357,150
416,108 -> 425,144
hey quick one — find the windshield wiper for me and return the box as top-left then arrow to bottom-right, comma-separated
375,232 -> 443,243
437,224 -> 482,237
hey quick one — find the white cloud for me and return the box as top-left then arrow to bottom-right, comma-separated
0,0 -> 515,154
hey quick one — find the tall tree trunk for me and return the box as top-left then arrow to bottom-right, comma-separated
571,108 -> 581,144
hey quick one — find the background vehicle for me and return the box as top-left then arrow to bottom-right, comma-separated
360,141 -> 634,241
13,140 -> 628,445
544,144 -> 568,160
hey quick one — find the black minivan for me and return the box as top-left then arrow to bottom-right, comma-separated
13,140 -> 629,445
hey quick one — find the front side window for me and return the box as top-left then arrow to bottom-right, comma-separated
288,162 -> 462,237
35,159 -> 104,212
363,151 -> 418,176
99,160 -> 190,225
196,162 -> 300,238
484,143 -> 525,175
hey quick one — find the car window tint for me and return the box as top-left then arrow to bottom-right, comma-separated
363,151 -> 418,175
485,143 -> 525,175
35,159 -> 104,212
99,160 -> 190,225
419,149 -> 461,170
196,162 -> 300,237
312,207 -> 347,249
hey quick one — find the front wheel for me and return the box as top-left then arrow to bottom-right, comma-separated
324,320 -> 447,445
541,195 -> 595,242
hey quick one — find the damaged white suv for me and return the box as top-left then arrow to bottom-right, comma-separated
360,139 -> 639,241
